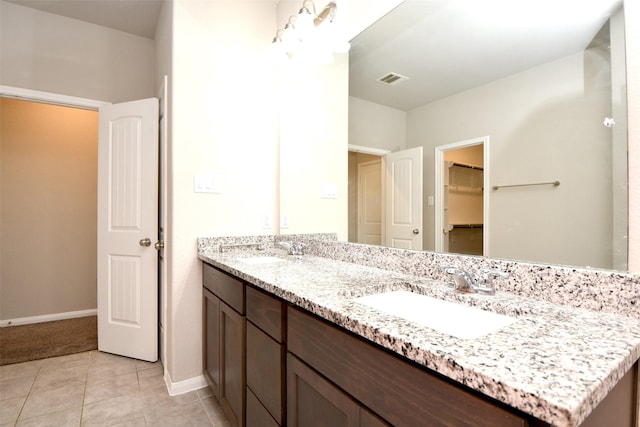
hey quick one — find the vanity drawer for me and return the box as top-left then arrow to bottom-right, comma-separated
246,286 -> 285,342
288,307 -> 529,427
203,263 -> 244,314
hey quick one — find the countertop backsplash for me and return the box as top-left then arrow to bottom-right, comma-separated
196,234 -> 640,320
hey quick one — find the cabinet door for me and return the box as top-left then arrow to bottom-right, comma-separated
247,321 -> 284,425
203,288 -> 220,399
288,354 -> 359,427
247,387 -> 279,427
220,301 -> 246,427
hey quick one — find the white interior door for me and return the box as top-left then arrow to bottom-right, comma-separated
357,160 -> 383,245
384,147 -> 423,249
98,98 -> 159,362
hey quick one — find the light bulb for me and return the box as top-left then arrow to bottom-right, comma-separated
296,6 -> 315,41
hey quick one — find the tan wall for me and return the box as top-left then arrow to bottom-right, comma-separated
0,98 -> 98,320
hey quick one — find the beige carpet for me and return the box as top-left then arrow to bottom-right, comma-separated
0,315 -> 98,365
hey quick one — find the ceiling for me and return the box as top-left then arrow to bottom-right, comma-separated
349,0 -> 624,111
4,0 -> 164,39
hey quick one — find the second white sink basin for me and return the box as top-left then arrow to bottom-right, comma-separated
355,290 -> 517,339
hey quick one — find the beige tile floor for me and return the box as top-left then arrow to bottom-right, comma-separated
0,351 -> 230,426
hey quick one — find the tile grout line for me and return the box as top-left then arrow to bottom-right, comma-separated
12,360 -> 41,426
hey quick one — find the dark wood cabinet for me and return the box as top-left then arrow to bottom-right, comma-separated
203,288 -> 221,399
246,286 -> 286,426
202,262 -> 636,427
288,353 -> 389,427
220,301 -> 245,427
247,387 -> 280,427
203,263 -> 246,427
287,307 -> 529,427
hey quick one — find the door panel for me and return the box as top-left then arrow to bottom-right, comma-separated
98,98 -> 159,362
357,160 -> 383,245
384,147 -> 423,250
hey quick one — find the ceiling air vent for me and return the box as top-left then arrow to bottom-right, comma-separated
376,72 -> 409,86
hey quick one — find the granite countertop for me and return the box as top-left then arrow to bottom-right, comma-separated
198,248 -> 640,427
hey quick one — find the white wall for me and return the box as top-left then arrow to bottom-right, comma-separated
0,1 -> 154,103
407,48 -> 613,268
275,0 -> 403,240
167,0 -> 278,384
349,96 -> 406,151
279,54 -> 349,238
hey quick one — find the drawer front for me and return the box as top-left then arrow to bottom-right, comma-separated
246,286 -> 284,342
203,263 -> 244,314
247,321 -> 285,425
288,307 -> 528,427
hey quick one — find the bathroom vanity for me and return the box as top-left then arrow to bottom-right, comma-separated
198,237 -> 640,427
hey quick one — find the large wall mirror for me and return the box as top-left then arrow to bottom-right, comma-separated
347,0 -> 628,271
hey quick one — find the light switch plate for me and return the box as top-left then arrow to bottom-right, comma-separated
320,183 -> 337,199
194,173 -> 220,193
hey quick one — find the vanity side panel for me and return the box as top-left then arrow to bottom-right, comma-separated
287,307 -> 529,427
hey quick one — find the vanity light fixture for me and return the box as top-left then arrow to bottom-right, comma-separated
271,0 -> 349,62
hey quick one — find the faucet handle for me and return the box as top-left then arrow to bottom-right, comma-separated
440,266 -> 475,292
481,269 -> 509,292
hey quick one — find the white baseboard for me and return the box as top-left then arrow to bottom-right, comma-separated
164,370 -> 208,397
0,309 -> 97,327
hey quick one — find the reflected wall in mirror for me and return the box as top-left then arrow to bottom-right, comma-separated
348,0 -> 628,270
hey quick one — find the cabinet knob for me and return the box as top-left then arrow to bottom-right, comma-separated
139,238 -> 152,247
412,229 -> 420,235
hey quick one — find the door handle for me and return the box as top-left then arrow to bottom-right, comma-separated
412,229 -> 420,235
154,240 -> 164,250
139,238 -> 152,247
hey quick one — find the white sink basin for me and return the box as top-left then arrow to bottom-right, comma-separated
355,290 -> 516,339
237,256 -> 285,265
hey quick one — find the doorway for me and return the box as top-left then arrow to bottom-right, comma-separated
0,85 -> 166,364
435,137 -> 489,256
348,145 -> 423,250
0,97 -> 99,325
349,151 -> 383,245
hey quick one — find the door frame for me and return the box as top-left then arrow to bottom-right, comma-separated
434,136 -> 490,256
0,85 -> 166,362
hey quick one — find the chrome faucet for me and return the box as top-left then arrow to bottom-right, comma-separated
441,266 -> 509,295
278,241 -> 306,256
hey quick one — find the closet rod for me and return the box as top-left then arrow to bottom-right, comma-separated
450,161 -> 483,170
492,180 -> 560,190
